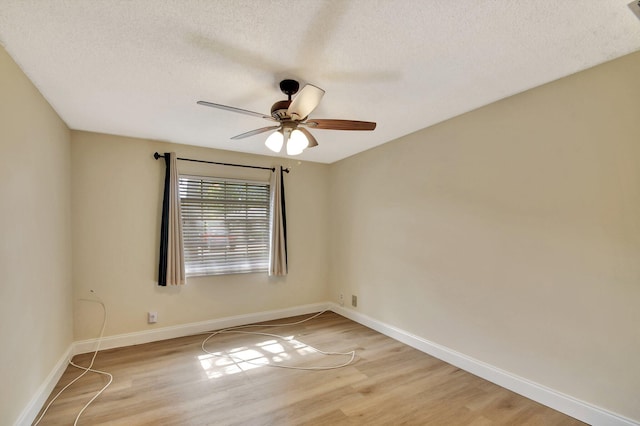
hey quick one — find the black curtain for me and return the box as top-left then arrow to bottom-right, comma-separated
157,152 -> 171,286
280,166 -> 288,269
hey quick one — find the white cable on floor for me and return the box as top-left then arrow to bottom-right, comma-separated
201,310 -> 357,371
33,291 -> 112,426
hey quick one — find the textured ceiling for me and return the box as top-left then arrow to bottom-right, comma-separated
1,1 -> 639,163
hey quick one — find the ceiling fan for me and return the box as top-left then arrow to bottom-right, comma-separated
197,79 -> 376,155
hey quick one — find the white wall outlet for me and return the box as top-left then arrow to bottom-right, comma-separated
148,311 -> 158,323
339,293 -> 344,306
352,295 -> 358,307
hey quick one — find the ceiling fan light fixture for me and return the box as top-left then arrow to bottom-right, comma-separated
286,129 -> 309,155
265,130 -> 284,153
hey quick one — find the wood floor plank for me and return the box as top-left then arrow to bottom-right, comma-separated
34,312 -> 585,425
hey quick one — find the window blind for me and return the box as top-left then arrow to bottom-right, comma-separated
179,175 -> 270,276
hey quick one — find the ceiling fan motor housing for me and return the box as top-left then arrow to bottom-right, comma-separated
271,79 -> 299,119
271,100 -> 291,120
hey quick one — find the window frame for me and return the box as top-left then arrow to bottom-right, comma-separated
178,174 -> 271,277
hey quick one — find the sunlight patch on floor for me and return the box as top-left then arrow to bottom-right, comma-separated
199,335 -> 317,378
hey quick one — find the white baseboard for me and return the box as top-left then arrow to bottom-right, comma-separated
73,302 -> 331,355
22,302 -> 638,426
330,303 -> 639,426
14,344 -> 73,426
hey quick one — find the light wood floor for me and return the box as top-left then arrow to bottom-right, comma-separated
35,312 -> 585,425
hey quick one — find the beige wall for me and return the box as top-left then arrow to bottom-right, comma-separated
329,51 -> 640,420
0,47 -> 73,424
71,131 -> 330,340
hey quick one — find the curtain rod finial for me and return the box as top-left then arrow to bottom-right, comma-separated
154,152 -> 161,160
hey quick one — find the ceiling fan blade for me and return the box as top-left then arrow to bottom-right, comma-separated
297,127 -> 318,148
231,125 -> 281,140
197,101 -> 276,121
303,119 -> 376,131
287,84 -> 325,120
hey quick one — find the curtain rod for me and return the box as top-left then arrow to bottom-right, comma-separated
153,152 -> 289,173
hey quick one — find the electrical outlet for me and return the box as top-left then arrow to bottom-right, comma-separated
339,293 -> 344,306
148,311 -> 158,324
352,295 -> 358,307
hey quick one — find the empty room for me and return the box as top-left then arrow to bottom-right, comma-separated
1,1 -> 639,425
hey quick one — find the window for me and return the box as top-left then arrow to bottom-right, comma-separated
179,175 -> 270,276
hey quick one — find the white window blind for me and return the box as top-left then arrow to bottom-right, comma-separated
179,175 -> 270,276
